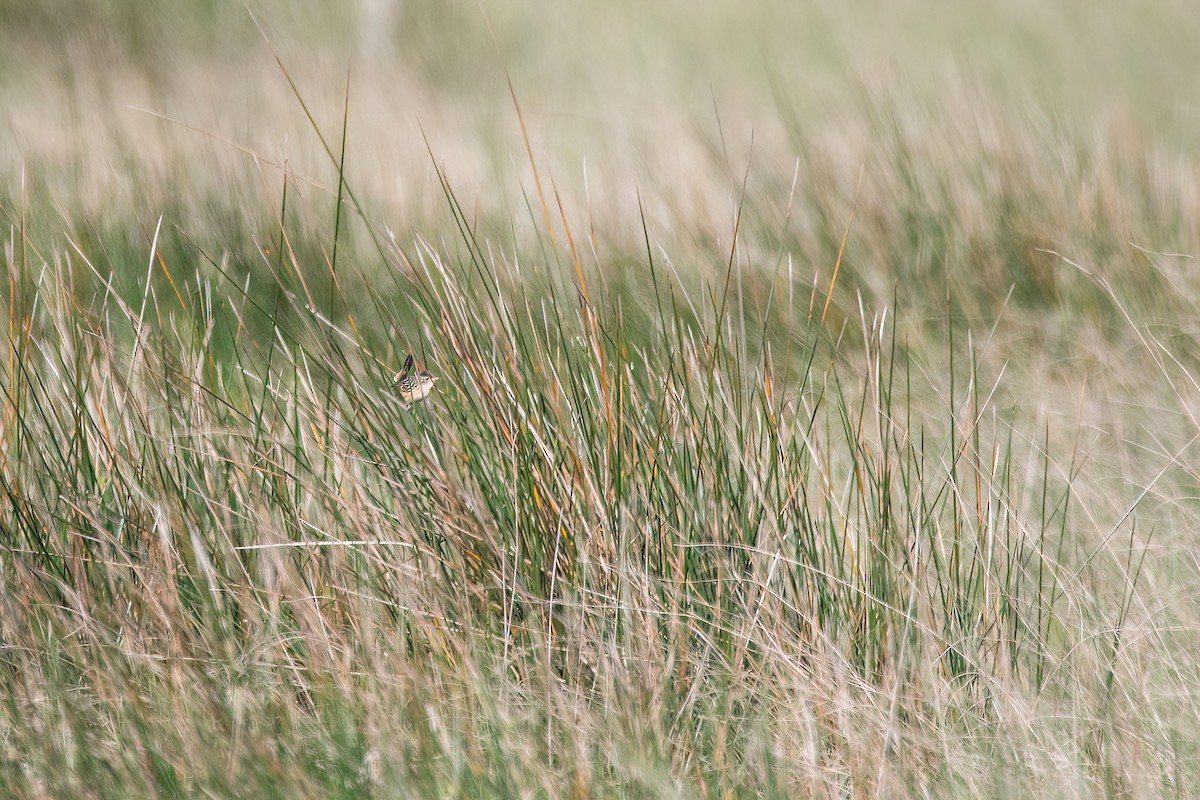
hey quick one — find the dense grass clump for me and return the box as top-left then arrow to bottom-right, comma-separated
0,157 -> 1183,796
4,1 -> 1200,797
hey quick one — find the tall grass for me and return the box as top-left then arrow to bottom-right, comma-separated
4,2 -> 1200,797
0,130 -> 1186,798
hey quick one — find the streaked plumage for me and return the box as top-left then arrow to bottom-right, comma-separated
395,354 -> 437,407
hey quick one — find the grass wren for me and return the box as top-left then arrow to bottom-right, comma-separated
395,355 -> 437,407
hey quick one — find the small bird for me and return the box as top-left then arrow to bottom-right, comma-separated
394,354 -> 437,408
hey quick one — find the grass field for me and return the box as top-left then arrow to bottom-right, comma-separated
4,1 -> 1200,796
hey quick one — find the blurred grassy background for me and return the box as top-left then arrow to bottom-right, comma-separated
6,0 -> 1200,324
6,0 -> 1200,214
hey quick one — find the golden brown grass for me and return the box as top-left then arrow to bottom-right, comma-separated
2,2 -> 1200,797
